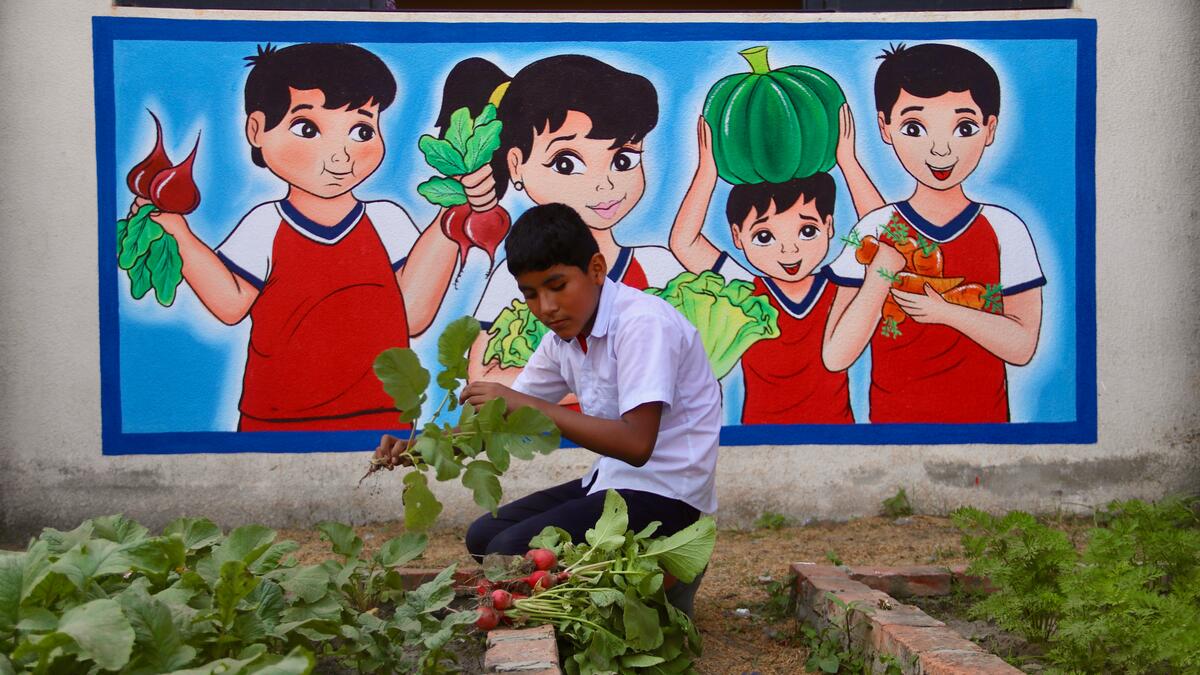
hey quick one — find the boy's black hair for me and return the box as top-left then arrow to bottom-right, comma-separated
874,43 -> 1000,124
243,43 -> 397,167
439,54 -> 658,201
727,173 -> 836,228
505,203 -> 600,277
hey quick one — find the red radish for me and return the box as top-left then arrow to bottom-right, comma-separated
127,110 -> 173,200
525,548 -> 557,571
475,606 -> 502,631
463,205 -> 511,268
441,203 -> 473,267
491,589 -> 514,610
475,581 -> 492,597
150,134 -> 201,214
526,570 -> 555,591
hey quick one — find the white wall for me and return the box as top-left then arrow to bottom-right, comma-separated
1,0 -> 1197,539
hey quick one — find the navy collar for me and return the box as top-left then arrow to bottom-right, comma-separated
278,199 -> 365,243
607,247 -> 631,283
762,269 -> 828,319
894,200 -> 982,243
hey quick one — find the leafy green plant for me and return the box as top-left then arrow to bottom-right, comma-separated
824,550 -> 844,567
364,316 -> 561,531
881,488 -> 913,519
802,594 -> 870,674
479,491 -> 716,674
756,573 -> 797,623
0,514 -> 478,674
754,511 -> 793,531
953,497 -> 1200,674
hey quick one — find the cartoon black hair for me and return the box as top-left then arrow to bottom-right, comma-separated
874,43 -> 1000,124
726,173 -> 836,228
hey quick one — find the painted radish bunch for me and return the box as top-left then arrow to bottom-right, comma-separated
416,104 -> 511,275
117,110 -> 198,306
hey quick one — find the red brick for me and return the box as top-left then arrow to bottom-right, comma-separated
949,564 -> 996,593
848,565 -> 953,597
866,602 -> 945,628
485,625 -> 560,674
870,623 -> 982,665
393,566 -> 480,591
919,649 -> 1023,674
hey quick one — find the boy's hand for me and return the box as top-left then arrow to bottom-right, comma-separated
460,380 -> 529,413
891,284 -> 954,325
835,103 -> 858,170
461,164 -> 497,212
129,197 -> 191,237
695,116 -> 718,182
373,433 -> 415,470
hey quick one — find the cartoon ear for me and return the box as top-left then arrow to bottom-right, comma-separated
729,223 -> 744,251
985,115 -> 999,146
825,215 -> 835,239
877,111 -> 893,146
246,112 -> 265,148
507,147 -> 525,184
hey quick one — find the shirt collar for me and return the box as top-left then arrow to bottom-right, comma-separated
559,276 -> 617,344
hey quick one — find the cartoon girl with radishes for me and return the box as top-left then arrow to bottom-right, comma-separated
440,55 -> 684,387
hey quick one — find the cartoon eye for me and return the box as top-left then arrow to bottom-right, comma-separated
611,149 -> 642,172
547,152 -> 585,176
900,121 -> 925,138
289,120 -> 319,139
752,230 -> 775,246
799,224 -> 820,240
349,123 -> 376,142
955,121 -> 981,138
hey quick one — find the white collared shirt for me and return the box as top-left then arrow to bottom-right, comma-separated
512,278 -> 721,513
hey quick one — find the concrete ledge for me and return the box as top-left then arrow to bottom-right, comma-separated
791,562 -> 1019,675
485,625 -> 562,674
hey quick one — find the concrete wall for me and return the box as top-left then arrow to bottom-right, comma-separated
1,0 -> 1197,541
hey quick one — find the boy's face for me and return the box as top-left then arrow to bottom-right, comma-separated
729,195 -> 833,283
508,111 -> 646,232
878,89 -> 997,192
247,87 -> 385,199
516,254 -> 607,341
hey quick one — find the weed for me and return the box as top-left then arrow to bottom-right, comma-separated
754,510 -> 793,531
881,487 -> 913,519
824,549 -> 844,566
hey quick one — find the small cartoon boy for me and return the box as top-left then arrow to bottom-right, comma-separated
131,43 -> 490,431
824,43 -> 1046,423
380,204 -> 720,578
669,119 -> 853,424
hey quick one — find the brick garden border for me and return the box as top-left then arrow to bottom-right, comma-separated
791,562 -> 1019,675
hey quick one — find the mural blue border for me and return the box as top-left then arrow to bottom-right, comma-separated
94,16 -> 1098,454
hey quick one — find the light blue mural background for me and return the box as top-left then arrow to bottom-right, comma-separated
110,32 -> 1078,434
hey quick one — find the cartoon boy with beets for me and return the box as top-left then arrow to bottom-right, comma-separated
824,43 -> 1046,423
670,114 -> 880,424
130,43 -> 492,431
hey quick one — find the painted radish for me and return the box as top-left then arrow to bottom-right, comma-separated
524,548 -> 557,572
126,110 -> 173,200
463,204 -> 511,269
149,134 -> 201,214
441,204 -> 472,267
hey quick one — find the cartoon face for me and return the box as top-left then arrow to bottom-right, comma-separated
515,256 -> 607,341
729,195 -> 834,282
878,89 -> 997,192
247,87 -> 385,199
508,110 -> 646,232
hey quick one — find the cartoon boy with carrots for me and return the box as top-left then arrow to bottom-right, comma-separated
129,43 -> 492,431
824,43 -> 1046,423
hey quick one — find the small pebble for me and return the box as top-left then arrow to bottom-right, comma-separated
757,574 -> 773,583
734,607 -> 752,618
894,516 -> 914,525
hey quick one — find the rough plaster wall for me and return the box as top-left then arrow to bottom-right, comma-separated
1,0 -> 1197,542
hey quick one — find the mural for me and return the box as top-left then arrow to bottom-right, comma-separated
95,18 -> 1097,453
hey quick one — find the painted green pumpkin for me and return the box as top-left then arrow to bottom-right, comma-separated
702,46 -> 846,185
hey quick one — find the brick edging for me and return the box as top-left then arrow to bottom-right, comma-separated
792,562 -> 1018,675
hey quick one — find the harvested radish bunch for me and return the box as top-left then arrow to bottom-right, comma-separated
416,103 -> 511,274
525,548 -> 557,571
117,110 -> 193,306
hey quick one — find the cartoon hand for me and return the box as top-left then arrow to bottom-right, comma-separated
462,163 -> 498,213
868,240 -> 906,278
836,103 -> 858,169
891,284 -> 953,325
696,116 -> 717,180
130,197 -> 190,237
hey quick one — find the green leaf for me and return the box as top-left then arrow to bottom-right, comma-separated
623,587 -> 664,651
437,316 -> 481,396
414,431 -> 460,482
418,134 -> 468,176
57,598 -> 135,670
214,560 -> 260,627
315,522 -> 363,560
148,233 -> 184,306
586,491 -> 630,553
162,517 -> 223,552
406,564 -> 457,614
14,607 -> 56,632
588,588 -> 625,608
416,176 -> 468,208
250,540 -> 300,574
528,526 -> 573,553
373,348 -> 430,423
402,472 -> 443,533
444,106 -> 474,155
117,588 -> 197,672
119,210 -> 164,270
39,521 -> 96,554
375,533 -> 427,567
0,653 -> 13,675
462,119 -> 503,173
580,627 -> 626,672
50,539 -> 130,590
474,103 -> 497,128
130,258 -> 154,299
279,565 -> 329,604
621,653 -> 667,668
243,647 -> 315,674
495,406 -> 560,460
462,460 -> 503,515
219,525 -> 277,566
644,517 -> 716,583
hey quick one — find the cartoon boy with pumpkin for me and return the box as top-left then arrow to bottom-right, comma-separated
824,43 -> 1046,423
